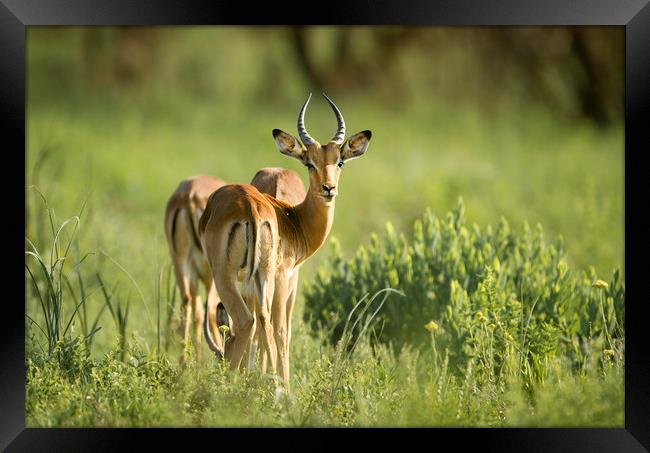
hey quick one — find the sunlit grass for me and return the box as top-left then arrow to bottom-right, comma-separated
25,27 -> 624,427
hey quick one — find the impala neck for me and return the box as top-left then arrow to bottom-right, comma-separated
293,187 -> 335,264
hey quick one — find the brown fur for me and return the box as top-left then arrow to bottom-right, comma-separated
164,175 -> 225,364
200,129 -> 371,386
165,170 -> 306,365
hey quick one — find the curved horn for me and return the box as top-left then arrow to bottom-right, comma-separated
297,93 -> 315,146
322,93 -> 346,144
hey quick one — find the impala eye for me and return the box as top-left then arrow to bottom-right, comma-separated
306,163 -> 315,171
337,160 -> 344,168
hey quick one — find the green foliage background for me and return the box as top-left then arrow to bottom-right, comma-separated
305,201 -> 624,349
25,27 -> 624,427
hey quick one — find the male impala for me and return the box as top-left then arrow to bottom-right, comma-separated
165,170 -> 306,364
199,93 -> 371,384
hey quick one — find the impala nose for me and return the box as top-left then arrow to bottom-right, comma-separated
322,185 -> 336,197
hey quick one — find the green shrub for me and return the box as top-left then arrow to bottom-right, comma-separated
303,199 -> 624,385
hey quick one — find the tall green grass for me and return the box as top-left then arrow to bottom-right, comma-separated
25,188 -> 94,358
25,191 -> 176,366
26,299 -> 623,427
25,196 -> 623,427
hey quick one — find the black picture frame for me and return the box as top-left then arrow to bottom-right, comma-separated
3,0 -> 648,450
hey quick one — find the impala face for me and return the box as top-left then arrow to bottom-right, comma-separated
273,93 -> 372,206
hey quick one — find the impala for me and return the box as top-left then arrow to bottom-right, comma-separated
165,171 -> 306,364
199,93 -> 371,384
165,175 -> 225,364
203,167 -> 306,368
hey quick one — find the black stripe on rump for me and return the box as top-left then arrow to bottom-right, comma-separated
247,220 -> 257,282
226,222 -> 242,262
170,208 -> 180,254
240,222 -> 248,269
190,210 -> 203,250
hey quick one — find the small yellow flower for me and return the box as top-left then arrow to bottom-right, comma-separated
219,325 -> 230,335
592,279 -> 609,290
476,311 -> 487,323
603,349 -> 615,358
505,333 -> 514,341
424,320 -> 440,333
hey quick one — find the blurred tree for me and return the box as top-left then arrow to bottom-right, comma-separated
291,27 -> 421,96
82,28 -> 162,86
569,27 -> 623,126
40,27 -> 622,127
289,26 -> 622,126
477,27 -> 622,126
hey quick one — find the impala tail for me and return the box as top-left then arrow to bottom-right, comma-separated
244,219 -> 276,307
164,203 -> 180,255
188,197 -> 205,251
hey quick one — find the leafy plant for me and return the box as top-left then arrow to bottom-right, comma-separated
304,199 -> 624,387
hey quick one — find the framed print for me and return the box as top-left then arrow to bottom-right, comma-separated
3,0 -> 649,450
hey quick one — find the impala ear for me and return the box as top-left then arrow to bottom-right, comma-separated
273,129 -> 305,162
341,130 -> 371,162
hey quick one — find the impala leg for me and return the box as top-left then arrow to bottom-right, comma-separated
172,257 -> 194,366
218,301 -> 234,357
286,271 -> 299,356
250,297 -> 270,373
259,333 -> 268,373
247,222 -> 278,374
169,209 -> 198,366
240,316 -> 253,372
258,276 -> 291,375
239,322 -> 253,372
239,293 -> 257,372
248,317 -> 262,371
205,221 -> 259,372
215,276 -> 255,371
191,276 -> 203,363
247,337 -> 259,371
203,277 -> 224,355
254,275 -> 277,374
272,273 -> 291,387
